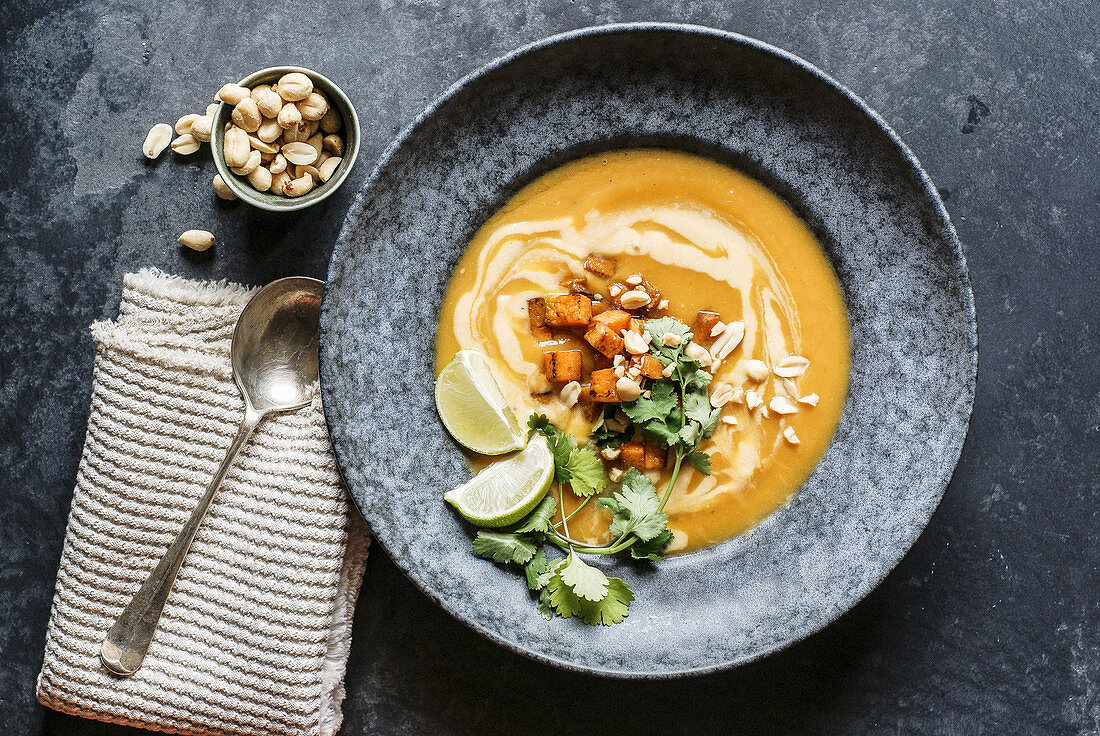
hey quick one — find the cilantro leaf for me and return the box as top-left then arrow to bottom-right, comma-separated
545,573 -> 586,619
528,413 -> 575,484
549,438 -> 574,485
472,531 -> 537,565
629,529 -> 674,560
536,588 -> 554,620
564,445 -> 607,497
557,551 -> 610,601
681,365 -> 712,393
682,386 -> 715,428
644,317 -> 692,351
688,450 -> 712,475
641,415 -> 681,448
527,413 -> 551,435
597,469 -> 669,542
513,494 -> 557,533
524,549 -> 553,590
700,407 -> 721,439
678,423 -> 700,447
622,380 -> 677,424
547,572 -> 634,625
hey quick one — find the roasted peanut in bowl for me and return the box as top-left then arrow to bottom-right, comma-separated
211,66 -> 360,212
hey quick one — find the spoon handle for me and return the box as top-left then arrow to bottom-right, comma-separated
100,407 -> 264,676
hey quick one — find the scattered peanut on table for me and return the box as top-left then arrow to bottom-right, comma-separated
177,229 -> 215,252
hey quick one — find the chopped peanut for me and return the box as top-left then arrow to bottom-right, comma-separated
543,350 -> 583,383
610,277 -> 661,314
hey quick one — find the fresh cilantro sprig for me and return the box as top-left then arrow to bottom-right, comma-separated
463,313 -> 719,627
598,468 -> 670,543
527,414 -> 608,497
623,317 -> 719,486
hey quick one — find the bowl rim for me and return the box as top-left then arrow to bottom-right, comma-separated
320,22 -> 978,678
211,65 -> 360,212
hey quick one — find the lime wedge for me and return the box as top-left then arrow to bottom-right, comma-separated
444,433 -> 554,527
435,349 -> 525,455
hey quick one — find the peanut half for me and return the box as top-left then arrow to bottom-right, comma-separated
170,134 -> 200,155
189,115 -> 213,142
317,156 -> 341,182
178,229 -> 215,251
276,72 -> 313,101
247,165 -> 272,192
212,174 -> 237,200
231,97 -> 262,132
282,172 -> 314,197
223,126 -> 250,169
251,85 -> 283,118
322,134 -> 343,156
217,83 -> 250,105
281,141 -> 318,166
277,102 -> 302,130
175,113 -> 200,135
142,123 -> 173,158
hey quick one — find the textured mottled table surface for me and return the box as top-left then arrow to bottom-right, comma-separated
2,1 -> 1097,734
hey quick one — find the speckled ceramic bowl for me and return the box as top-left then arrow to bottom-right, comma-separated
320,24 -> 977,678
211,66 -> 359,212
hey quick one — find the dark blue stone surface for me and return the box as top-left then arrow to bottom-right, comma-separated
2,0 -> 1097,733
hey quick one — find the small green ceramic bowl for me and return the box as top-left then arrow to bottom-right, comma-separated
211,66 -> 360,212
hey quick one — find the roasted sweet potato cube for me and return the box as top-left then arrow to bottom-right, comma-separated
629,353 -> 664,379
576,384 -> 601,422
643,440 -> 667,469
619,442 -> 646,470
695,310 -> 722,343
584,322 -> 625,358
561,275 -> 594,296
583,253 -> 617,278
629,317 -> 645,334
607,282 -> 630,309
589,368 -> 621,402
545,294 -> 592,328
591,309 -> 633,335
543,350 -> 583,383
620,440 -> 667,470
527,297 -> 551,341
639,278 -> 662,309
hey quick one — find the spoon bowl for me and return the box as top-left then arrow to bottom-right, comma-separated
232,278 -> 324,413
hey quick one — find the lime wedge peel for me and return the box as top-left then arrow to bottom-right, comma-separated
435,349 -> 525,455
444,433 -> 554,527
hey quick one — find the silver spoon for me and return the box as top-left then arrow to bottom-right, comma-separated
100,276 -> 324,676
